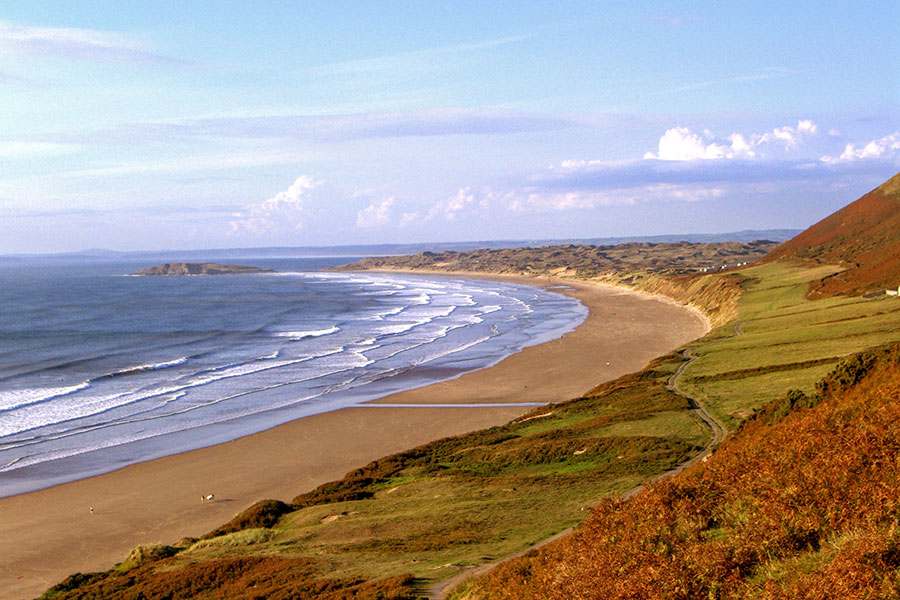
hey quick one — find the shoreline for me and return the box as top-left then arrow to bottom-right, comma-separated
1,271 -> 586,499
0,274 -> 709,599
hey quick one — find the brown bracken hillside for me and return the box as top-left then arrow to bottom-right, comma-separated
458,346 -> 900,600
764,171 -> 900,297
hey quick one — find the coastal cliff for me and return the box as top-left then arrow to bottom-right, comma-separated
132,263 -> 275,276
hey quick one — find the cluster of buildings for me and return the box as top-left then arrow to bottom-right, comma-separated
697,262 -> 751,273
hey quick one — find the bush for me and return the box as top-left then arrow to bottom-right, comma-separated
203,499 -> 293,539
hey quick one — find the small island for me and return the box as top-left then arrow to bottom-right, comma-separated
131,262 -> 276,276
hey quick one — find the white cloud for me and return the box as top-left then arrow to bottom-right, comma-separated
0,20 -> 134,50
229,175 -> 321,234
305,34 -> 531,78
644,127 -> 732,160
642,120 -> 823,162
0,19 -> 177,64
755,119 -> 819,148
356,197 -> 395,228
822,132 -> 900,163
66,150 -> 308,178
797,120 -> 818,134
500,190 -> 609,213
426,187 -> 477,221
643,184 -> 726,202
398,211 -> 422,228
522,119 -> 881,206
727,133 -> 754,157
259,175 -> 319,212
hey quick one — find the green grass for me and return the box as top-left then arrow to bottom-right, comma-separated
593,410 -> 709,445
132,355 -> 707,587
679,261 -> 900,429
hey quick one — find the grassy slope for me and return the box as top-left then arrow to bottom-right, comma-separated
764,171 -> 900,297
456,346 -> 900,600
678,261 -> 900,431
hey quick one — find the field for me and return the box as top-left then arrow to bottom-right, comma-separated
678,261 -> 900,430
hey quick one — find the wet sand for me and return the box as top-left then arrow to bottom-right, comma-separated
0,274 -> 708,599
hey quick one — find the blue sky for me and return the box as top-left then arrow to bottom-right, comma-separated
1,1 -> 898,253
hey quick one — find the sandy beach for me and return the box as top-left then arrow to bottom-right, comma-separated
0,275 -> 708,599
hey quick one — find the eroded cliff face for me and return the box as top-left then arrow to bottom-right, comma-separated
132,262 -> 275,276
589,270 -> 743,328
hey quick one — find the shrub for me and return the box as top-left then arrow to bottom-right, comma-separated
203,499 -> 293,539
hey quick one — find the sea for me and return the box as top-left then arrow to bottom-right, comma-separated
0,254 -> 587,497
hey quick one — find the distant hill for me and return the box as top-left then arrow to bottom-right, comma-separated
336,240 -> 780,277
1,230 -> 800,261
765,172 -> 900,297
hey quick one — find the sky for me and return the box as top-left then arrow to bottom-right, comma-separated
1,1 -> 898,254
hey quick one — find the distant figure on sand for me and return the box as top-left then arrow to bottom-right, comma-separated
201,494 -> 215,503
89,507 -> 94,514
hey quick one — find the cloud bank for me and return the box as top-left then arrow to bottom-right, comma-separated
398,120 -> 900,224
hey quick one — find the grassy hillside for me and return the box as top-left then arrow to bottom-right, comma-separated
677,261 -> 900,431
764,171 -> 900,297
455,346 -> 900,600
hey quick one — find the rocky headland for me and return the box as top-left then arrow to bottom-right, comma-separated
132,262 -> 275,276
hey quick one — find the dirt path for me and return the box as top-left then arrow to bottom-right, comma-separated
427,323 -> 741,599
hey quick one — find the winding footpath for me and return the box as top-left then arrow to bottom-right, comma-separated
427,323 -> 741,600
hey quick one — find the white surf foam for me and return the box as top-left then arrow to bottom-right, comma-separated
0,382 -> 90,412
273,326 -> 340,341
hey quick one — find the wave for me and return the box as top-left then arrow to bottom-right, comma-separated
106,356 -> 189,377
0,356 -> 190,415
478,305 -> 503,315
1,348 -> 375,449
273,326 -> 340,341
0,382 -> 90,412
0,349 -> 345,438
372,321 -> 420,336
0,270 -> 588,488
361,306 -> 405,320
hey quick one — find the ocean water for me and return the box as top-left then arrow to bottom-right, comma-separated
0,255 -> 586,496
